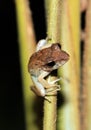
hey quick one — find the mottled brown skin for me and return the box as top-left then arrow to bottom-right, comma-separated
28,43 -> 69,76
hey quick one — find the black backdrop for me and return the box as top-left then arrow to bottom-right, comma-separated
0,0 -> 46,130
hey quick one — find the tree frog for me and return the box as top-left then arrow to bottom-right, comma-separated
28,39 -> 69,98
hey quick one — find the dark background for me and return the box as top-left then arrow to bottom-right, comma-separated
0,0 -> 46,130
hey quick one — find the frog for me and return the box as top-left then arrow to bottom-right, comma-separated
28,39 -> 69,98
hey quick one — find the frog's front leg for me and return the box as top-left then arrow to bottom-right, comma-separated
38,71 -> 51,89
38,71 -> 61,95
31,73 -> 54,97
31,71 -> 61,97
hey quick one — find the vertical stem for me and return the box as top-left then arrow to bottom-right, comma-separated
44,0 -> 62,130
45,0 -> 62,43
43,95 -> 57,130
58,0 -> 80,130
82,0 -> 91,130
15,0 -> 36,130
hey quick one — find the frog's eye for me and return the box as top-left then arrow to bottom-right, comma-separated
46,61 -> 55,67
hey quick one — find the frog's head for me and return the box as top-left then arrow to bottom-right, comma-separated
52,43 -> 69,69
42,43 -> 70,72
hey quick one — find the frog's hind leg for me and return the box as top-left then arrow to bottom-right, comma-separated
38,71 -> 52,89
45,84 -> 61,95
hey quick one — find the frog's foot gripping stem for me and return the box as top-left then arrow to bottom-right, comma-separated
47,76 -> 61,85
38,75 -> 61,96
45,85 -> 61,95
44,77 -> 61,102
45,76 -> 61,95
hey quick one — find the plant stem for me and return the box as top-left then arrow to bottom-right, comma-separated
45,0 -> 62,43
58,0 -> 80,130
15,0 -> 37,130
44,0 -> 62,130
43,95 -> 57,130
82,0 -> 91,130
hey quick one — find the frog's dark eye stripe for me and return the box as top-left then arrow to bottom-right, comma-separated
46,61 -> 55,67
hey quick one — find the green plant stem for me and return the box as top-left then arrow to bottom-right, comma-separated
15,0 -> 37,130
43,95 -> 57,130
82,0 -> 91,130
44,1 -> 62,130
58,1 -> 80,130
45,0 -> 62,43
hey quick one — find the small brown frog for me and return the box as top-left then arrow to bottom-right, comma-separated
28,39 -> 69,98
